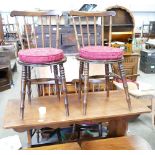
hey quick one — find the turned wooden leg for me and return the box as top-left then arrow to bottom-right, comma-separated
59,63 -> 69,116
20,66 -> 27,119
105,64 -> 110,97
53,65 -> 60,101
27,66 -> 31,104
118,61 -> 132,111
83,62 -> 89,115
78,61 -> 84,100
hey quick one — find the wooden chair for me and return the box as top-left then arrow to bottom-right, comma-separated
69,10 -> 131,115
112,53 -> 140,82
10,10 -> 69,119
80,135 -> 152,150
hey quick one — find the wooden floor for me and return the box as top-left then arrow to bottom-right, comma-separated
3,90 -> 150,131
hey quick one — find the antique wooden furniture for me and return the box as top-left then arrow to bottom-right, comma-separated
112,52 -> 140,82
0,64 -> 12,91
106,5 -> 135,53
81,135 -> 151,150
0,13 -> 4,44
69,10 -> 131,115
26,135 -> 151,150
142,21 -> 155,40
3,24 -> 17,41
0,55 -> 12,91
3,91 -> 150,146
0,44 -> 17,91
25,142 -> 81,150
10,10 -> 69,119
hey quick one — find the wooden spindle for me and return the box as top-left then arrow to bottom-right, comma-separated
41,17 -> 45,48
86,17 -> 90,46
79,17 -> 84,47
24,16 -> 30,49
94,16 -> 97,46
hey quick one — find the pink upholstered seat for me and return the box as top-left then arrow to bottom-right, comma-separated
18,48 -> 64,64
79,46 -> 123,60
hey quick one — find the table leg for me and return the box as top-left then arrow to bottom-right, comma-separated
107,118 -> 128,137
27,130 -> 32,147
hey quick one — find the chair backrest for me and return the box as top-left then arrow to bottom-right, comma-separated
10,10 -> 63,50
69,11 -> 116,50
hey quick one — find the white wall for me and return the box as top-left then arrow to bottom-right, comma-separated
1,0 -> 155,30
0,0 -> 155,12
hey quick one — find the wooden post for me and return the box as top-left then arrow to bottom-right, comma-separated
0,13 -> 4,44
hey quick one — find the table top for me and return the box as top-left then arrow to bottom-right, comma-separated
80,135 -> 152,150
3,90 -> 150,131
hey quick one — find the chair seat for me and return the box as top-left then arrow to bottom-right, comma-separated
79,46 -> 123,60
18,48 -> 64,64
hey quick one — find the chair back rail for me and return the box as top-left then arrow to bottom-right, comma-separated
69,11 -> 116,50
10,10 -> 63,50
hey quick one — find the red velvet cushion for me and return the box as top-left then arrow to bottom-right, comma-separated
79,46 -> 123,60
18,48 -> 64,63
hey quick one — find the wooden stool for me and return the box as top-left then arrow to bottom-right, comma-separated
25,142 -> 81,150
80,136 -> 152,150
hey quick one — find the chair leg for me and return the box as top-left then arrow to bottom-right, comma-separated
53,65 -> 60,101
59,63 -> 69,116
83,62 -> 89,115
27,66 -> 31,104
78,61 -> 84,100
105,64 -> 110,97
118,61 -> 132,111
20,66 -> 27,119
